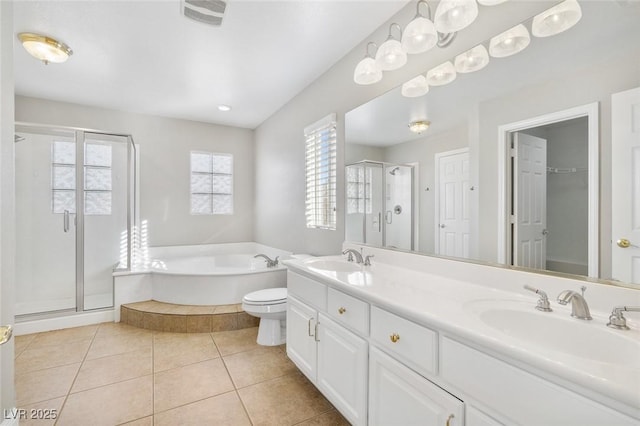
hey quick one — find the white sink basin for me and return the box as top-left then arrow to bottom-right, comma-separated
467,300 -> 640,368
303,257 -> 363,273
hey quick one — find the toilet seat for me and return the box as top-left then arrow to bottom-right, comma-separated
242,288 -> 287,306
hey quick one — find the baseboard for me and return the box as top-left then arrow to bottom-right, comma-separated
13,310 -> 114,335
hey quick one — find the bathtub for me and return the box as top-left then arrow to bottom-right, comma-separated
113,242 -> 291,314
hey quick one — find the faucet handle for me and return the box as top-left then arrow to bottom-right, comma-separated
607,306 -> 640,330
342,250 -> 354,262
523,285 -> 552,312
364,255 -> 374,266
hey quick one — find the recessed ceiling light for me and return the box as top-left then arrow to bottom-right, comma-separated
218,105 -> 231,112
18,32 -> 73,65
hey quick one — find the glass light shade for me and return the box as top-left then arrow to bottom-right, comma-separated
375,38 -> 407,71
353,57 -> 382,85
434,0 -> 479,33
489,24 -> 530,58
18,33 -> 72,64
401,16 -> 437,54
401,75 -> 429,98
409,120 -> 431,134
477,0 -> 509,5
532,0 -> 582,38
455,44 -> 489,73
426,61 -> 457,86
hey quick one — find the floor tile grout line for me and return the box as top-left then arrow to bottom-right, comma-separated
216,337 -> 255,426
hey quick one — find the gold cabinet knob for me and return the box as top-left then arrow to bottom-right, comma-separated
617,238 -> 631,248
338,307 -> 346,315
446,414 -> 455,426
390,333 -> 400,343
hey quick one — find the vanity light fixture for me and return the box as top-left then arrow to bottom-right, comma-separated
408,120 -> 431,134
426,61 -> 457,86
489,23 -> 530,58
18,32 -> 73,65
375,23 -> 407,71
454,44 -> 489,73
401,75 -> 429,98
401,1 -> 438,54
433,0 -> 479,34
532,0 -> 582,38
477,0 -> 509,6
218,105 -> 232,112
354,42 -> 383,85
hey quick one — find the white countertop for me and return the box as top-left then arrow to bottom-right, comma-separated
284,254 -> 640,415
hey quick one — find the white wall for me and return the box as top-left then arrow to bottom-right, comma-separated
15,96 -> 255,247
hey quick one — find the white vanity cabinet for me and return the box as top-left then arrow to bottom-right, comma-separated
369,347 -> 464,426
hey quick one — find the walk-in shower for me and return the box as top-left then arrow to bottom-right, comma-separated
345,160 -> 414,250
14,123 -> 137,317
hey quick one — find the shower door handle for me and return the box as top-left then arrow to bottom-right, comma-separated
63,210 -> 70,233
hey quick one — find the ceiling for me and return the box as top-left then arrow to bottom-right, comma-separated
346,0 -> 640,147
13,0 -> 408,129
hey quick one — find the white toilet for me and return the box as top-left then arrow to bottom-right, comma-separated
242,287 -> 287,346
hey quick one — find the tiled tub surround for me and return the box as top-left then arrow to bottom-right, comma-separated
284,244 -> 640,425
14,323 -> 348,425
120,300 -> 259,333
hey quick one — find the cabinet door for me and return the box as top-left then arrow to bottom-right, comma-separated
466,406 -> 504,426
369,347 -> 464,426
286,295 -> 318,382
317,313 -> 368,426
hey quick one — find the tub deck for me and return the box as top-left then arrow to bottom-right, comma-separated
120,300 -> 259,333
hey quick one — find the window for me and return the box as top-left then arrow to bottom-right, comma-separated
346,165 -> 371,214
51,141 -> 113,215
190,151 -> 233,215
305,113 -> 337,229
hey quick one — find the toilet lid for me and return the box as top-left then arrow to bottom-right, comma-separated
243,287 -> 287,304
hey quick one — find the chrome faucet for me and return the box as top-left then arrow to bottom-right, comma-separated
254,254 -> 279,268
523,285 -> 552,312
342,249 -> 363,264
607,306 -> 640,330
557,288 -> 592,320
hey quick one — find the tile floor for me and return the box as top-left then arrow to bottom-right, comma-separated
14,323 -> 349,426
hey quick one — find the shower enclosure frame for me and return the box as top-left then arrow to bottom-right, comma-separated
15,122 -> 138,316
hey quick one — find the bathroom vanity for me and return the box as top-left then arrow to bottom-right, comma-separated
284,246 -> 640,426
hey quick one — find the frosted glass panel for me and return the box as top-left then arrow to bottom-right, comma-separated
85,168 -> 112,190
53,165 -> 76,190
213,154 -> 232,174
191,174 -> 213,193
192,194 -> 212,214
85,143 -> 112,167
191,153 -> 212,173
212,195 -> 233,214
85,191 -> 111,215
53,141 -> 75,164
213,175 -> 232,193
53,190 -> 76,213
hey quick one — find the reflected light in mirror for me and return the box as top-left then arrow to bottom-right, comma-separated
426,61 -> 457,86
354,42 -> 383,85
434,0 -> 479,33
376,23 -> 407,71
402,75 -> 429,97
401,1 -> 438,54
532,0 -> 582,38
409,120 -> 431,134
489,23 -> 530,58
454,44 -> 489,73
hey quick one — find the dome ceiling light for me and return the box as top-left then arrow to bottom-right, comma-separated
489,24 -> 531,58
375,23 -> 407,72
354,42 -> 383,85
433,0 -> 479,34
401,75 -> 429,98
426,61 -> 457,86
455,44 -> 489,73
18,32 -> 73,65
409,120 -> 431,134
532,0 -> 582,38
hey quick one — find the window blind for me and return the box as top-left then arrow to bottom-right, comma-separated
305,113 -> 337,230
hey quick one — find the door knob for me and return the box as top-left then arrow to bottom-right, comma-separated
439,224 -> 445,228
617,238 -> 637,248
0,325 -> 12,346
542,229 -> 549,235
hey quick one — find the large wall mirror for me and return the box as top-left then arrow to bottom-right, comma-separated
345,1 -> 640,286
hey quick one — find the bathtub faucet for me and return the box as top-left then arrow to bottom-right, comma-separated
254,254 -> 279,268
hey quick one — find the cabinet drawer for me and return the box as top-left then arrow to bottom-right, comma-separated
370,306 -> 437,376
287,271 -> 327,311
327,288 -> 369,335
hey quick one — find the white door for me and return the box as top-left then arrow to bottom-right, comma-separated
369,347 -> 464,426
436,149 -> 470,258
317,313 -> 368,426
286,296 -> 318,382
514,133 -> 547,269
612,87 -> 640,284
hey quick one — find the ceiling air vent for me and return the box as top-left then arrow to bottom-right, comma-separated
182,0 -> 227,26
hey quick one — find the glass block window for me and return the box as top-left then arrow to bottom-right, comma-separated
51,141 -> 113,215
305,113 -> 337,229
190,151 -> 233,215
346,165 -> 371,214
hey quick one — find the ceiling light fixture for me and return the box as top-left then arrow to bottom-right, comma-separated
401,1 -> 438,54
401,75 -> 429,98
455,44 -> 489,73
18,32 -> 73,65
218,105 -> 232,112
434,0 -> 479,34
354,42 -> 383,85
426,61 -> 457,86
489,23 -> 530,58
409,120 -> 431,134
375,23 -> 407,71
532,0 -> 582,38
